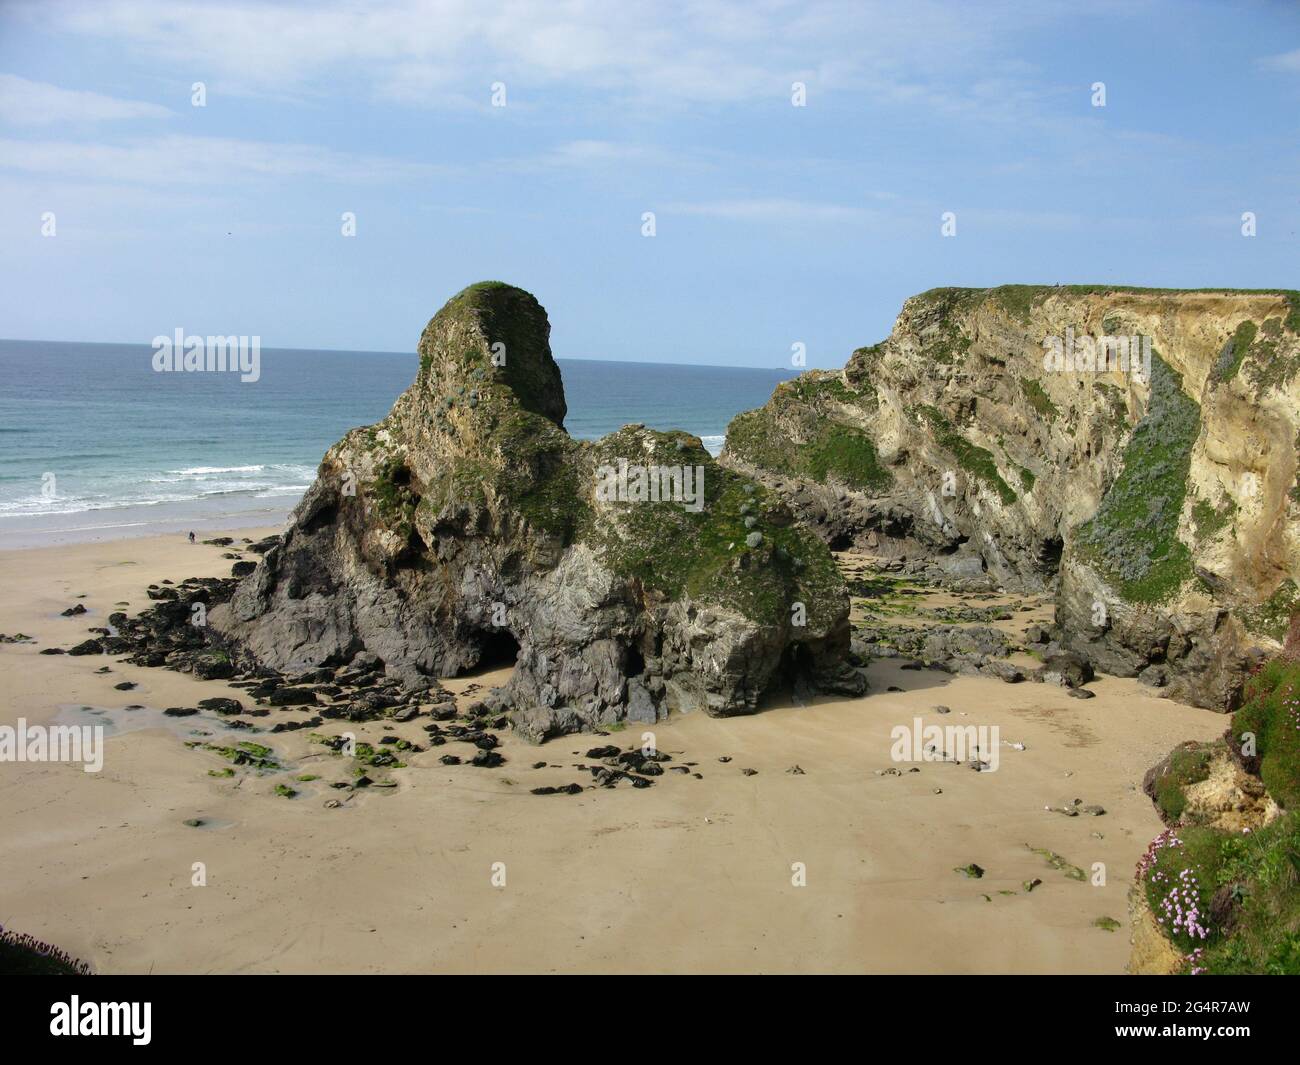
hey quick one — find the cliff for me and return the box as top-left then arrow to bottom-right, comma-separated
722,285 -> 1300,710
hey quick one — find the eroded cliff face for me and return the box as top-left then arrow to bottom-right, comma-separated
722,286 -> 1300,710
211,282 -> 862,738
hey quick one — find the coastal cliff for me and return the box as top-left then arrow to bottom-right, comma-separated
722,286 -> 1300,711
210,282 -> 863,739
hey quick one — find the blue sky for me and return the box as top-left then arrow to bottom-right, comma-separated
1,0 -> 1298,368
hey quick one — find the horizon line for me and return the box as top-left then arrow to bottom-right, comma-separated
0,337 -> 805,374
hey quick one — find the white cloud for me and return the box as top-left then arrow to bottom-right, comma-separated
1259,49 -> 1300,73
0,73 -> 173,125
12,0 -> 1082,114
666,198 -> 877,223
0,134 -> 446,184
524,139 -> 698,173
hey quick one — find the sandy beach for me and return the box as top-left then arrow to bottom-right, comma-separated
0,528 -> 1226,974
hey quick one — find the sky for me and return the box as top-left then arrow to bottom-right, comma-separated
1,0 -> 1298,369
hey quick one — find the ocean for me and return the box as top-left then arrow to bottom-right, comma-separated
0,340 -> 792,547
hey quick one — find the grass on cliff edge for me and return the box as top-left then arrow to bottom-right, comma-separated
916,284 -> 1300,334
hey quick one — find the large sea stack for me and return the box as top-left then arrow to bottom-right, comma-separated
211,282 -> 863,739
722,286 -> 1300,711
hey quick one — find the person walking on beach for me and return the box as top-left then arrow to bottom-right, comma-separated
188,531 -> 195,544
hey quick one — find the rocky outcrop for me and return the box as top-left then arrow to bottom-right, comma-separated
210,282 -> 863,739
722,286 -> 1300,710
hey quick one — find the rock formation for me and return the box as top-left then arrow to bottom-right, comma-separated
210,282 -> 863,739
722,285 -> 1300,710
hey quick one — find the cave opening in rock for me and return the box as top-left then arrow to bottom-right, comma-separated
475,628 -> 521,671
625,644 -> 645,676
828,532 -> 854,551
757,642 -> 816,709
1038,536 -> 1064,573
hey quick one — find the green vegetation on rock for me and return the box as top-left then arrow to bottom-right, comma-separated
589,427 -> 843,628
1073,352 -> 1198,603
1153,743 -> 1213,823
1230,657 -> 1300,808
1142,660 -> 1300,973
1019,378 -> 1059,421
1191,496 -> 1237,544
1217,320 -> 1257,382
1141,812 -> 1300,973
1026,844 -> 1086,881
804,424 -> 891,489
725,380 -> 891,493
916,406 -> 1018,505
1244,579 -> 1300,643
0,927 -> 92,975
